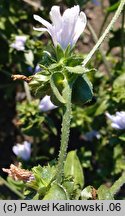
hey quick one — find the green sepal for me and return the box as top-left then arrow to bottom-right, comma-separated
55,44 -> 71,61
72,75 -> 93,106
50,72 -> 66,105
64,150 -> 84,189
65,66 -> 91,74
29,72 -> 50,98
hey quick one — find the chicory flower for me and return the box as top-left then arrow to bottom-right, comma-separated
12,141 -> 31,160
39,95 -> 57,112
10,36 -> 27,51
33,5 -> 87,49
106,111 -> 125,130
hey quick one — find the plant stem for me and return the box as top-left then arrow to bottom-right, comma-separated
82,0 -> 125,67
56,83 -> 72,183
110,172 -> 125,197
0,176 -> 24,199
121,6 -> 125,65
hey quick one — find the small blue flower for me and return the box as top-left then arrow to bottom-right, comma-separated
27,64 -> 41,74
83,130 -> 100,142
39,95 -> 57,112
10,36 -> 27,51
12,141 -> 31,160
34,64 -> 41,73
106,111 -> 125,130
92,0 -> 100,6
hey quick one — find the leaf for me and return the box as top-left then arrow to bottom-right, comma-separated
27,165 -> 56,197
55,44 -> 65,61
72,75 -> 93,106
113,73 -> 125,102
7,176 -> 24,191
50,72 -> 66,104
24,50 -> 34,67
107,2 -> 119,12
97,185 -> 114,200
94,99 -> 108,116
64,150 -> 84,188
29,72 -> 50,98
65,66 -> 90,74
119,134 -> 125,141
81,186 -> 93,200
43,183 -> 68,200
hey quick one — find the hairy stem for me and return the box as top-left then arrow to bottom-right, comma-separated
82,0 -> 125,67
56,83 -> 72,183
0,176 -> 24,199
110,172 -> 125,197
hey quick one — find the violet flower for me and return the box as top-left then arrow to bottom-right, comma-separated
10,36 -> 27,51
106,111 -> 125,130
28,64 -> 41,74
39,95 -> 57,112
34,64 -> 41,73
92,0 -> 100,6
83,130 -> 100,142
12,141 -> 31,160
33,5 -> 87,49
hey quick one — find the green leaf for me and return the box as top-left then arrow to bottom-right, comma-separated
119,134 -> 125,141
97,185 -> 114,200
72,75 -> 93,106
81,186 -> 93,200
29,72 -> 50,98
62,181 -> 74,197
7,176 -> 24,191
27,165 -> 56,196
113,73 -> 125,102
55,44 -> 65,61
107,2 -> 119,12
43,183 -> 68,200
50,72 -> 66,104
24,50 -> 34,67
94,99 -> 108,116
65,66 -> 95,74
64,150 -> 84,188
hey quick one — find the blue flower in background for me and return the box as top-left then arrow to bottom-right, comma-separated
10,36 -> 27,51
92,0 -> 100,6
39,95 -> 57,112
34,64 -> 41,73
12,141 -> 31,161
82,130 -> 100,142
28,64 -> 41,74
106,111 -> 125,130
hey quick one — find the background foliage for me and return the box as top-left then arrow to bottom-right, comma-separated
0,0 -> 125,199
